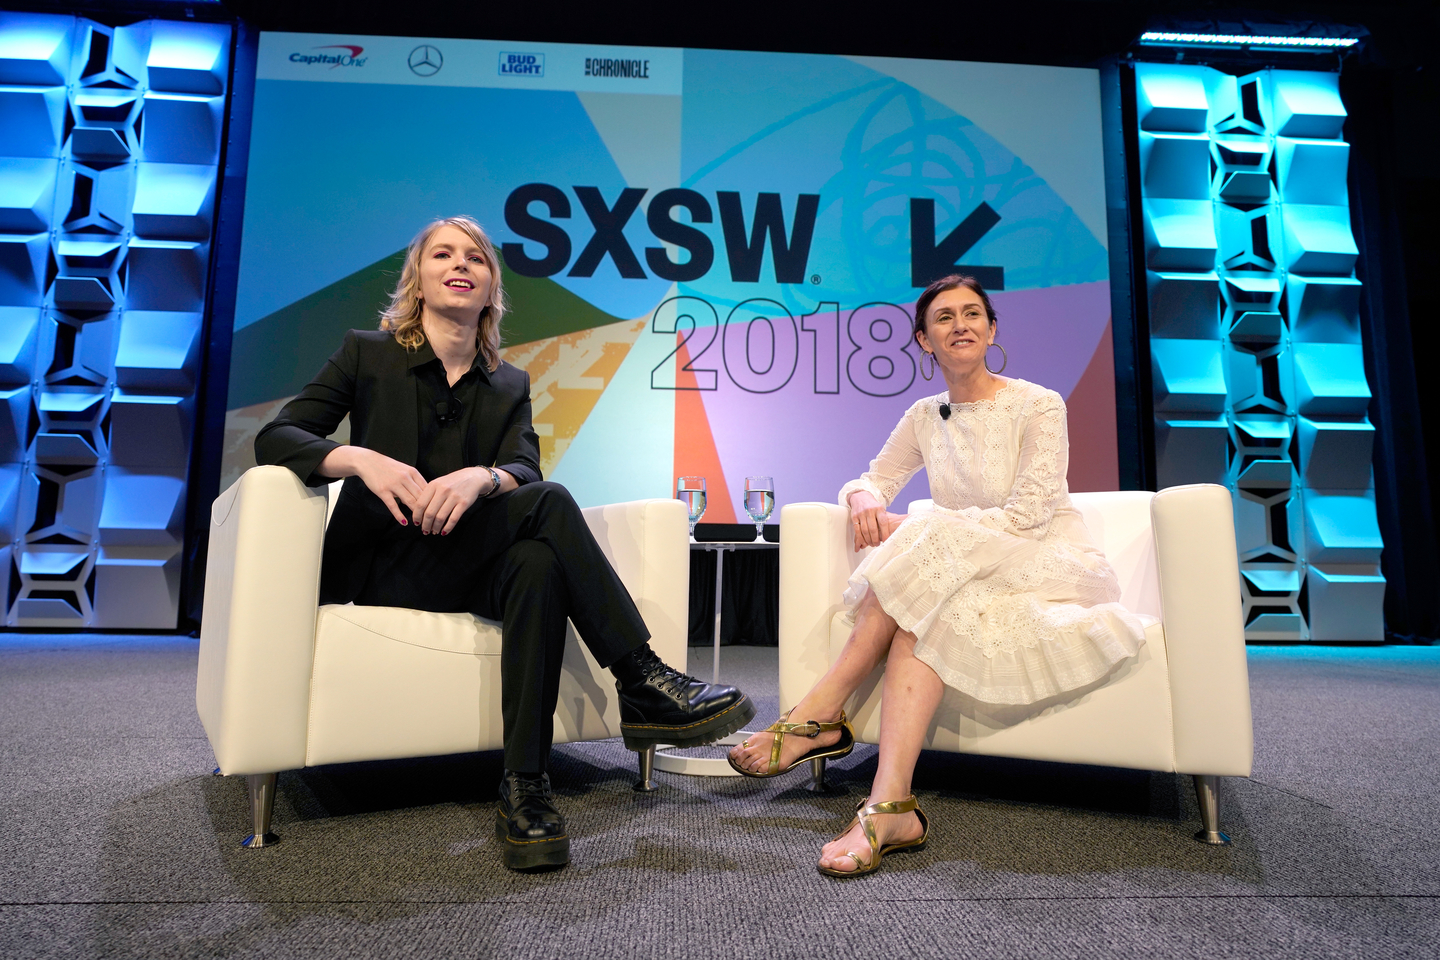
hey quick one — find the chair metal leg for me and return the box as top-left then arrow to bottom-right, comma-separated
806,756 -> 828,792
241,772 -> 280,848
633,745 -> 659,792
1193,774 -> 1231,845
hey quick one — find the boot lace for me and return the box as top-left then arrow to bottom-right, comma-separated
508,773 -> 551,802
636,648 -> 696,698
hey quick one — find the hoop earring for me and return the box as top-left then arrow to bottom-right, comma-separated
985,342 -> 1007,375
920,350 -> 936,381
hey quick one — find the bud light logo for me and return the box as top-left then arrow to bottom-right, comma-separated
499,52 -> 544,77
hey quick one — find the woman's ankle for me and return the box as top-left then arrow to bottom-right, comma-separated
789,696 -> 844,724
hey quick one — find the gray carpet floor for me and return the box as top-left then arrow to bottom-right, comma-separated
1,637 -> 1437,959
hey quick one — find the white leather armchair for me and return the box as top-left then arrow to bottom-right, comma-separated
778,483 -> 1252,843
197,465 -> 690,847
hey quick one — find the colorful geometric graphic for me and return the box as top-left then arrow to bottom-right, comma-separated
225,35 -> 1117,522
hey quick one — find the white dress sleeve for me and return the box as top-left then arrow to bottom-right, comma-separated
838,406 -> 925,508
938,391 -> 1068,538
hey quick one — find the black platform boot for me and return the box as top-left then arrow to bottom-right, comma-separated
494,771 -> 569,871
611,645 -> 755,751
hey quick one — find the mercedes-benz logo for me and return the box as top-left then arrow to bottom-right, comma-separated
408,45 -> 442,77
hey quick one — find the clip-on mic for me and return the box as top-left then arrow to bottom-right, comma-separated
939,403 -> 951,420
435,397 -> 464,425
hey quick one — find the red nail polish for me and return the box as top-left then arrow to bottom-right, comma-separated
400,519 -> 408,526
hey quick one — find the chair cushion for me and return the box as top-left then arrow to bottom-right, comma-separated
305,604 -> 621,767
321,604 -> 505,656
830,612 -> 1176,772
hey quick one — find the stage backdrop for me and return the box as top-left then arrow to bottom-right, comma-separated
224,34 -> 1116,519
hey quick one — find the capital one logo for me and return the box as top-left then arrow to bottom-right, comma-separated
408,45 -> 443,77
289,44 -> 366,68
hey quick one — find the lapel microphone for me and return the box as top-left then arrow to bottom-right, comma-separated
939,403 -> 951,420
435,397 -> 463,424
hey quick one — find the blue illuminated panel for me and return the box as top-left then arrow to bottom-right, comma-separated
1136,63 -> 1383,642
0,12 -> 231,627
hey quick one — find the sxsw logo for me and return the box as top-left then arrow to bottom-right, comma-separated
289,44 -> 366,68
502,184 -> 1003,288
499,52 -> 544,77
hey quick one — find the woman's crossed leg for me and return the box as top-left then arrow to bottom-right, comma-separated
817,628 -> 944,874
728,586 -> 896,774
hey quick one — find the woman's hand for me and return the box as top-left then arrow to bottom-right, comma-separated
319,446 -> 426,526
413,467 -> 494,535
848,491 -> 908,550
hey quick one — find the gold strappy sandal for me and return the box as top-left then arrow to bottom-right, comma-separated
817,794 -> 929,878
726,709 -> 854,779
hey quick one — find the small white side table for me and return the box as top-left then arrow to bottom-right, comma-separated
652,538 -> 776,777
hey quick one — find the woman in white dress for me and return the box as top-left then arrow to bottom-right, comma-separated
728,274 -> 1146,877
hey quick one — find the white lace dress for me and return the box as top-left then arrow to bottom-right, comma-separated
839,379 -> 1146,705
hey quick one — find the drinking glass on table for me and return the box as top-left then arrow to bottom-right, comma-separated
677,476 -> 707,538
744,476 -> 774,540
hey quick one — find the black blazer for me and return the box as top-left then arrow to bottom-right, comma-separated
255,328 -> 541,602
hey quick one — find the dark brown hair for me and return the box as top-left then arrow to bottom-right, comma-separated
911,274 -> 998,348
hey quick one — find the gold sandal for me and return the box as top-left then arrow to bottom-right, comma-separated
817,794 -> 929,878
725,709 -> 854,779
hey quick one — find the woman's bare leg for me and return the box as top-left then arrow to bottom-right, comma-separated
818,628 -> 944,872
728,587 -> 899,773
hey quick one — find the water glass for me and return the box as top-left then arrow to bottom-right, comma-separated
744,476 -> 774,540
677,476 -> 707,537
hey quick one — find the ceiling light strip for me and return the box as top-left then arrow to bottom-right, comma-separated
1139,32 -> 1359,48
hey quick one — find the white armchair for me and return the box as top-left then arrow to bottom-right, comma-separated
196,465 -> 690,847
778,483 -> 1252,843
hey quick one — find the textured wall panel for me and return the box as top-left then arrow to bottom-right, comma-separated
113,311 -> 201,391
1136,66 -> 1210,132
0,157 -> 57,232
0,85 -> 67,157
0,16 -> 72,85
1292,343 -> 1371,415
1297,417 -> 1373,489
107,392 -> 190,467
1155,416 -> 1229,488
1287,275 -> 1362,343
1306,566 -> 1384,642
1271,71 -> 1347,138
1282,203 -> 1359,275
0,12 -> 230,627
1135,62 -> 1383,642
1142,198 -> 1217,270
140,94 -> 223,164
124,240 -> 207,311
1147,272 -> 1221,339
0,233 -> 48,306
132,164 -> 215,239
1151,339 -> 1227,412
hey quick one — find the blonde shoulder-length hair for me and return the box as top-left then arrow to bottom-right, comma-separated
378,215 -> 508,371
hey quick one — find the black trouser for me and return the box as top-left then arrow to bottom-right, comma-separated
348,481 -> 650,772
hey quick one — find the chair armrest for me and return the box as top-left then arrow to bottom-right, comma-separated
778,502 -> 856,708
197,465 -> 328,775
1152,483 -> 1254,777
581,498 -> 689,673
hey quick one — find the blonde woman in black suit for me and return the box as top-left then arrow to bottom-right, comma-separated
258,216 -> 753,872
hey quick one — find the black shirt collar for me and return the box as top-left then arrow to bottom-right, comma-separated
407,337 -> 491,383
